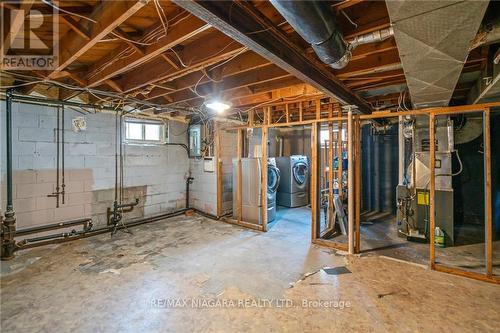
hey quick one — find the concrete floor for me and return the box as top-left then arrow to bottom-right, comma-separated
358,213 -> 500,274
1,212 -> 499,332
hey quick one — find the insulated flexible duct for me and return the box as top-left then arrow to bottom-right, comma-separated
270,1 -> 394,69
270,0 -> 349,69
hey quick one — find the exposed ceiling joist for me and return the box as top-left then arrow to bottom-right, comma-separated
146,51 -> 270,100
166,65 -> 292,105
47,0 -> 148,79
172,0 -> 372,114
85,16 -> 210,88
118,31 -> 245,93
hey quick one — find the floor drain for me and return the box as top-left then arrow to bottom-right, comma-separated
322,266 -> 351,275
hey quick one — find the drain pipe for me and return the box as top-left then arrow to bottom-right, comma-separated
186,175 -> 194,209
1,89 -> 16,260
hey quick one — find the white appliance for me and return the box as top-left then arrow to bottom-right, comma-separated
276,155 -> 309,207
232,158 -> 278,224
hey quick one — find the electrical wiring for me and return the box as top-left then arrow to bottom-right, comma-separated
169,47 -> 190,68
3,72 -> 199,115
42,0 -> 97,23
154,0 -> 169,36
0,81 -> 45,89
341,10 -> 358,28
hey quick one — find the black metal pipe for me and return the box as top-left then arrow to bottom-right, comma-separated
5,89 -> 13,210
15,209 -> 189,250
61,105 -> 65,204
269,0 -> 349,68
1,89 -> 16,260
186,176 -> 194,209
14,218 -> 92,237
164,143 -> 190,156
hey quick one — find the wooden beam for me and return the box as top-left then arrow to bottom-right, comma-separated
59,15 -> 90,41
173,0 -> 372,114
225,79 -> 309,107
336,49 -> 401,79
166,65 -> 291,105
118,31 -> 244,93
48,0 -> 147,79
147,51 -> 269,100
333,0 -> 365,11
85,16 -> 210,87
105,79 -> 123,93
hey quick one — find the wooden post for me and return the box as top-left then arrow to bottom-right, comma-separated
248,109 -> 254,128
215,123 -> 222,217
347,107 -> 354,254
429,114 -> 436,268
316,98 -> 321,120
311,123 -> 319,241
355,116 -> 361,253
484,108 -> 492,276
299,102 -> 303,122
337,119 -> 343,199
285,104 -> 290,123
328,122 -> 334,231
237,129 -> 243,223
261,126 -> 268,231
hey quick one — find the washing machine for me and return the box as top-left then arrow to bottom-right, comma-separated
276,155 -> 309,207
232,158 -> 279,224
267,157 -> 280,221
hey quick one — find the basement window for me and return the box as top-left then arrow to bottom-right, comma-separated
124,118 -> 167,144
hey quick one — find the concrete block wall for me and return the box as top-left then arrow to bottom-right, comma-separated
187,125 -> 238,217
189,157 -> 217,216
0,101 -> 190,232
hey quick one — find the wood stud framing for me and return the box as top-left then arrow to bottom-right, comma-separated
218,101 -> 500,283
261,126 -> 269,231
483,108 -> 492,277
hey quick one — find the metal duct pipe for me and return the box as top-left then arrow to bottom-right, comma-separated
470,16 -> 500,50
270,0 -> 349,69
270,1 -> 394,69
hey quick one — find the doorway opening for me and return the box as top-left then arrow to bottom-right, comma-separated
266,126 -> 312,239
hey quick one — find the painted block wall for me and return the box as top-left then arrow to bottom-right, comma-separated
0,101 -> 190,231
189,157 -> 217,216
187,126 -> 238,217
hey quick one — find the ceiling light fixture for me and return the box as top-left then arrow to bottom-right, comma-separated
205,100 -> 231,114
